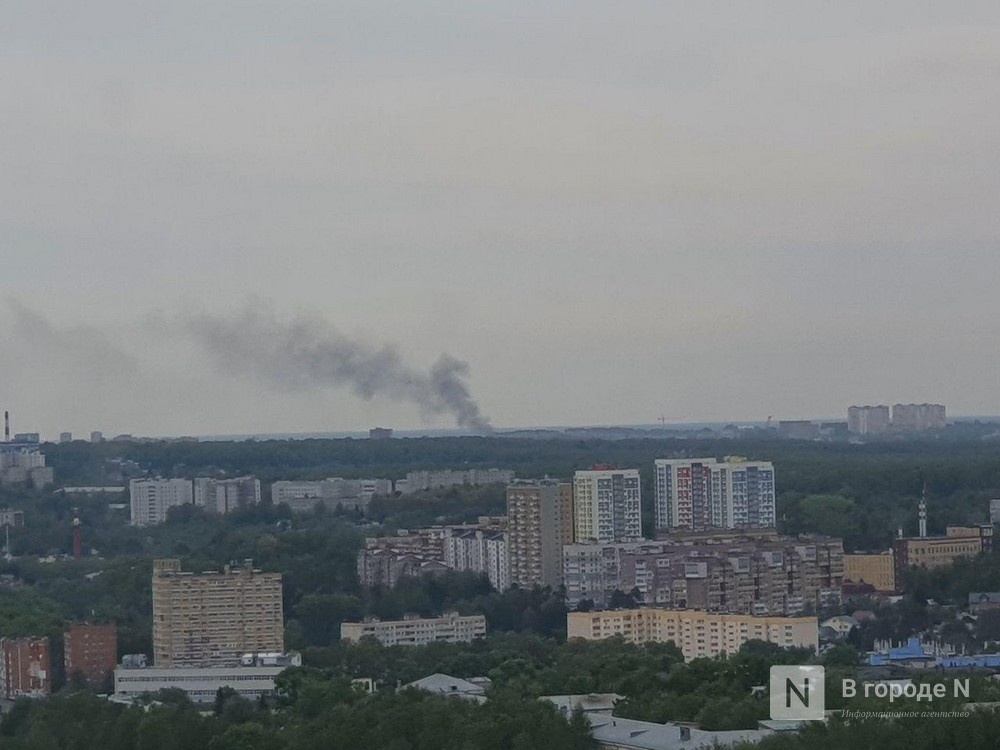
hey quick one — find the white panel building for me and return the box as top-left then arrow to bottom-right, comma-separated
129,479 -> 193,527
193,477 -> 261,514
653,457 -> 776,533
573,469 -> 642,544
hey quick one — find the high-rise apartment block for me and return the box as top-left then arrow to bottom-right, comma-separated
0,637 -> 51,698
152,559 -> 283,667
130,479 -> 193,526
64,623 -> 117,688
506,481 -> 574,588
340,612 -> 486,646
443,526 -> 509,591
567,609 -> 818,660
847,405 -> 891,435
193,477 -> 261,514
653,457 -> 776,533
572,468 -> 642,544
563,530 -> 843,614
891,403 -> 946,431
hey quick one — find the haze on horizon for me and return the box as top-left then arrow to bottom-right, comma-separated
2,2 -> 1000,438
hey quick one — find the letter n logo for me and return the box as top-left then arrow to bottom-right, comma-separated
770,666 -> 825,720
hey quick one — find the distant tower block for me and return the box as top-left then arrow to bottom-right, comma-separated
369,427 -> 393,440
72,508 -> 82,559
4,411 -> 9,442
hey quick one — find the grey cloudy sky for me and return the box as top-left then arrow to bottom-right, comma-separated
2,2 -> 999,437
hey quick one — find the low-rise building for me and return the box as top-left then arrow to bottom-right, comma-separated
64,623 -> 117,688
403,673 -> 490,702
892,526 -> 991,587
398,469 -> 515,494
114,652 -> 301,703
340,612 -> 486,646
844,552 -> 896,593
1,637 -> 51,698
567,609 -> 818,661
270,478 -> 392,513
585,713 -> 768,749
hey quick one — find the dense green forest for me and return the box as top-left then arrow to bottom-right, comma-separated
38,433 -> 1000,549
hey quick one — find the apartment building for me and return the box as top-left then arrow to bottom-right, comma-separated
0,637 -> 51,698
152,559 -> 283,667
443,526 -> 509,591
358,519 -> 507,589
129,479 -> 193,527
847,405 -> 892,435
844,552 -> 896,593
653,457 -> 776,533
573,468 -> 642,544
563,530 -> 843,614
340,612 -> 486,646
891,403 -> 946,431
64,623 -> 117,688
193,477 -> 261,514
507,480 -> 574,588
567,609 -> 818,660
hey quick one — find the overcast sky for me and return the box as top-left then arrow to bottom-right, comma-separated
2,2 -> 999,438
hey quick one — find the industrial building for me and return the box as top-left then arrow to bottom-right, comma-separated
340,612 -> 486,646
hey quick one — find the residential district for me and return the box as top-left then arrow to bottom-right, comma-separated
3,409 -> 1000,749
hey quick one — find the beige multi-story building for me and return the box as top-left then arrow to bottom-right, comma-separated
892,526 -> 991,589
507,480 -> 574,588
340,612 -> 486,646
567,609 -> 818,660
152,559 -> 283,667
563,530 -> 843,614
844,552 -> 896,592
573,468 -> 642,544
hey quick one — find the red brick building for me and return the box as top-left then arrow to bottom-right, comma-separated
1,637 -> 51,697
64,623 -> 117,688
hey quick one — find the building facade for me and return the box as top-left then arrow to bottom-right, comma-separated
573,468 -> 642,544
1,637 -> 51,698
64,623 -> 117,688
507,480 -> 574,588
653,457 -> 776,533
567,609 -> 818,660
847,405 -> 891,435
563,531 -> 843,614
114,653 -> 301,703
152,559 -> 284,667
397,469 -> 515,494
129,479 -> 193,527
340,612 -> 486,646
442,527 -> 509,591
892,526 -> 991,588
270,478 -> 391,513
891,404 -> 946,431
844,552 -> 896,593
193,477 -> 261,514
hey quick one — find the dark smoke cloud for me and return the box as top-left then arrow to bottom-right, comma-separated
182,308 -> 493,433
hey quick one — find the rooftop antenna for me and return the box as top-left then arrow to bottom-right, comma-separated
919,483 -> 928,539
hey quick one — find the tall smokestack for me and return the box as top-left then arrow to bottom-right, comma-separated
919,484 -> 928,539
3,411 -> 8,442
